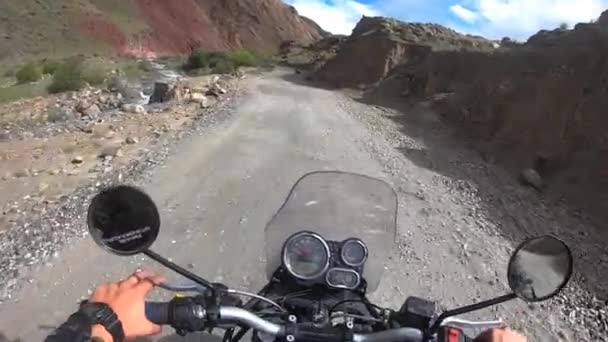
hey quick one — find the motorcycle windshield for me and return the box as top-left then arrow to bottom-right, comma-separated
265,171 -> 397,292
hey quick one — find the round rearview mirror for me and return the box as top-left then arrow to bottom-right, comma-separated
87,185 -> 160,256
507,236 -> 573,302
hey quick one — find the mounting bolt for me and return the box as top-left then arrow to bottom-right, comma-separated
288,315 -> 297,323
286,334 -> 295,342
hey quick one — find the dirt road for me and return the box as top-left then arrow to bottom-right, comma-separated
0,69 -> 602,341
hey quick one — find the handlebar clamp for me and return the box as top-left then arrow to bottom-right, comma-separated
284,323 -> 354,342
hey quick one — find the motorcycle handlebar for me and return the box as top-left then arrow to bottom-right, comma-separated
145,302 -> 424,342
145,302 -> 170,325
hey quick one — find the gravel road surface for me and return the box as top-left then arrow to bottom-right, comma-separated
0,69 -> 605,341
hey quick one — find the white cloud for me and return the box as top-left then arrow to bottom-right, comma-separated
449,4 -> 479,23
452,0 -> 606,39
286,0 -> 381,35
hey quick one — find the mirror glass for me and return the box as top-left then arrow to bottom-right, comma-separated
507,236 -> 573,302
87,185 -> 160,255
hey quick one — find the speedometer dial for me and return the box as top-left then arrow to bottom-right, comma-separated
341,239 -> 368,267
282,232 -> 330,280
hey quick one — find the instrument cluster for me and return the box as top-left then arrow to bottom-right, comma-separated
281,231 -> 368,290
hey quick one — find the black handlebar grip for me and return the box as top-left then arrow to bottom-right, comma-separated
145,302 -> 170,325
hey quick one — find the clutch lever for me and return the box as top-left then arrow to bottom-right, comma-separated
159,281 -> 207,293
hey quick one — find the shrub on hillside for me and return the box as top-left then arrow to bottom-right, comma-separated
82,64 -> 108,86
184,50 -> 227,71
212,59 -> 235,74
48,63 -> 86,93
16,63 -> 42,84
229,49 -> 258,67
41,59 -> 62,75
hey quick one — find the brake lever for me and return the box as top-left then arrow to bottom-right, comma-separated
159,281 -> 207,293
440,317 -> 504,331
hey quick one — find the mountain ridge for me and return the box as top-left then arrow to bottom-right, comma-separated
0,0 -> 323,61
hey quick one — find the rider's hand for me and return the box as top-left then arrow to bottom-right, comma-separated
89,270 -> 165,342
474,328 -> 527,342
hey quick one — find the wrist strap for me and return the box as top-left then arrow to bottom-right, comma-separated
79,301 -> 125,342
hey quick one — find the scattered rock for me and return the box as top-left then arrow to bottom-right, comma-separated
125,137 -> 139,144
99,144 -> 122,158
519,168 -> 543,190
38,182 -> 49,193
121,104 -> 146,114
188,93 -> 210,109
82,104 -> 101,118
71,156 -> 84,164
14,169 -> 30,178
76,100 -> 91,113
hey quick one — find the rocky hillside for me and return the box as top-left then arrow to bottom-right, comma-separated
307,12 -> 608,222
0,0 -> 323,61
315,17 -> 494,87
391,10 -> 608,219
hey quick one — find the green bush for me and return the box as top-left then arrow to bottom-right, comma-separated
16,63 -> 42,84
184,48 -> 273,74
184,49 -> 228,71
48,63 -> 86,93
212,59 -> 235,74
82,64 -> 107,86
41,60 -> 62,75
229,49 -> 258,67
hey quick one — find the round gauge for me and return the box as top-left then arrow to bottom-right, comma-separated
282,232 -> 330,280
326,268 -> 361,289
341,239 -> 368,267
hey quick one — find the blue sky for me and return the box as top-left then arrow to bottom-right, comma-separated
285,0 -> 606,40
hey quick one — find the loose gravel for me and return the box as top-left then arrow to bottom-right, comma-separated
339,95 -> 607,341
0,85 -> 242,303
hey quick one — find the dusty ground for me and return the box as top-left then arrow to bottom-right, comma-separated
0,69 -> 605,341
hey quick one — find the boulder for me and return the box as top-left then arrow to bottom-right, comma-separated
164,80 -> 190,102
519,169 -> 544,190
82,104 -> 101,118
206,85 -> 227,97
121,104 -> 146,114
76,100 -> 91,113
149,82 -> 170,104
99,144 -> 122,158
188,92 -> 209,107
71,156 -> 84,164
125,136 -> 139,144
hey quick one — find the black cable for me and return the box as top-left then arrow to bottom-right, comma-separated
328,299 -> 382,316
222,328 -> 234,342
230,326 -> 249,342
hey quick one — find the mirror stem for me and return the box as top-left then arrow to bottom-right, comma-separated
429,293 -> 517,333
145,249 -> 215,293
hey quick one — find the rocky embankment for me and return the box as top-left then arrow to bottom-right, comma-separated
386,11 -> 608,223
315,16 -> 493,88
289,13 -> 608,223
0,67 -> 242,300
